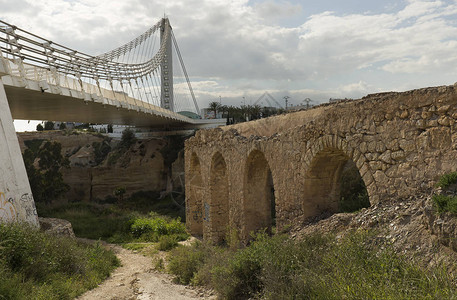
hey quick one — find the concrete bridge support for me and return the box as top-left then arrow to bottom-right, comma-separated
185,85 -> 457,243
0,78 -> 39,226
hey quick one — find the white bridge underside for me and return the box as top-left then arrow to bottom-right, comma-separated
6,84 -> 187,127
3,72 -> 205,127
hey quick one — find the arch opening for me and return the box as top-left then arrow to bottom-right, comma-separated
209,152 -> 229,244
188,152 -> 203,235
243,150 -> 275,239
303,148 -> 370,220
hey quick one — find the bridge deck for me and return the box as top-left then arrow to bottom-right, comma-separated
2,74 -> 224,128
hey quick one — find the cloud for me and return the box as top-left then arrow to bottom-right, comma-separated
253,0 -> 303,22
3,0 -> 457,112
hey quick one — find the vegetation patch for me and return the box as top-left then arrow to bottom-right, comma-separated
23,140 -> 70,204
37,200 -> 188,245
437,171 -> 457,189
433,194 -> 457,214
167,230 -> 457,300
130,213 -> 187,242
432,172 -> 457,214
157,235 -> 180,251
0,223 -> 119,299
92,138 -> 112,165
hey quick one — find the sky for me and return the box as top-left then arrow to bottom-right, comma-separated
3,0 -> 457,130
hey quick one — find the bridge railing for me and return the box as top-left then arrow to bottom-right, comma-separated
1,57 -> 191,123
0,19 -> 199,124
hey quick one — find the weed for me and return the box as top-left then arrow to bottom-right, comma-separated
433,194 -> 457,214
167,230 -> 457,299
437,171 -> 457,189
154,258 -> 165,271
157,235 -> 179,251
168,241 -> 208,284
0,223 -> 119,299
124,243 -> 150,251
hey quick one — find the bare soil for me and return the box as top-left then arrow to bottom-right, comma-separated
76,244 -> 216,300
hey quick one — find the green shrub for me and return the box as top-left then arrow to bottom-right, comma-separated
157,235 -> 179,251
168,241 -> 208,284
131,217 -> 167,238
130,215 -> 187,241
437,172 -> 457,189
0,223 -> 119,299
433,194 -> 457,214
167,231 -> 457,299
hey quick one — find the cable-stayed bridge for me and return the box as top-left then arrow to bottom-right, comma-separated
0,17 -> 223,226
0,17 -> 222,128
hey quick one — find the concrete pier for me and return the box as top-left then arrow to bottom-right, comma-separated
0,78 -> 39,226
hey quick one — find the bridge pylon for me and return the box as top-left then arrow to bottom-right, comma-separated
160,18 -> 174,112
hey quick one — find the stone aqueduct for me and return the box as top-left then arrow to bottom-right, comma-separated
185,85 -> 457,243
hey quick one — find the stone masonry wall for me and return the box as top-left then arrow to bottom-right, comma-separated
185,85 -> 457,243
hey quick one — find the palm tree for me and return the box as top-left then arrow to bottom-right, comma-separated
208,101 -> 221,118
250,104 -> 262,120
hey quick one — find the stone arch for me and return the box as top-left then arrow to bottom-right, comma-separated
302,135 -> 372,219
208,151 -> 229,244
242,149 -> 275,239
187,152 -> 203,235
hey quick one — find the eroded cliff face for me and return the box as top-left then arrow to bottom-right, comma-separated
17,131 -> 178,202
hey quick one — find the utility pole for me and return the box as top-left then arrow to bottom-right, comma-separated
303,98 -> 312,109
284,96 -> 290,110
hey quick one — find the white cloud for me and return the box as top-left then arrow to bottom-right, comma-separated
3,0 -> 457,114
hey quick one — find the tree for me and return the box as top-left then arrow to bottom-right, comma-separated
208,101 -> 221,118
114,186 -> 126,204
59,122 -> 67,130
36,123 -> 44,131
23,141 -> 69,204
44,121 -> 55,130
93,139 -> 112,165
107,124 -> 113,133
119,128 -> 137,149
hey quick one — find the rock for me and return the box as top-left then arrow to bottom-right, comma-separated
39,217 -> 75,237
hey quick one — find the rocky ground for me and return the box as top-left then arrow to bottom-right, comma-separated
290,190 -> 457,273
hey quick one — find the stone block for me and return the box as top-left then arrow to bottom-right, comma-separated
391,150 -> 406,161
379,150 -> 392,164
39,217 -> 75,237
398,139 -> 416,152
367,140 -> 377,152
437,104 -> 451,114
400,110 -> 409,119
438,116 -> 452,126
369,161 -> 383,170
427,127 -> 451,149
359,142 -> 367,153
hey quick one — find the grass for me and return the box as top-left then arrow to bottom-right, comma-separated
37,190 -> 186,243
0,223 -> 119,299
37,202 -> 133,241
167,230 -> 457,300
36,195 -> 189,246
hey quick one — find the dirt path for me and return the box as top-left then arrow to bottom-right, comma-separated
77,244 -> 216,300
